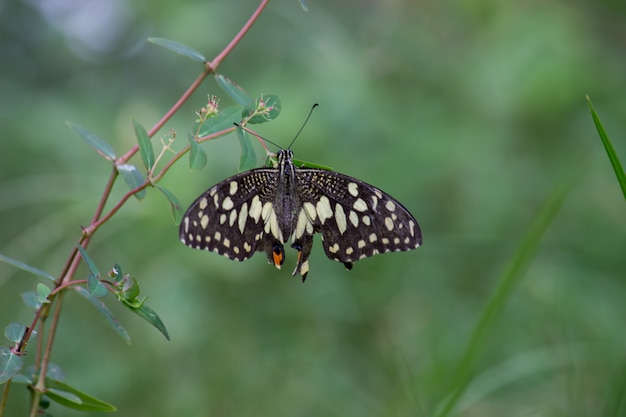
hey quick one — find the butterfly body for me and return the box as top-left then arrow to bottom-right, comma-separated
180,149 -> 422,281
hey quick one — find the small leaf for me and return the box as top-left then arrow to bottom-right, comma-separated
128,304 -> 170,341
37,283 -> 51,304
197,106 -> 242,137
215,74 -> 253,107
73,287 -> 130,344
0,347 -> 23,384
244,95 -> 282,124
67,122 -> 116,161
147,37 -> 206,62
187,134 -> 207,171
292,158 -> 333,171
87,274 -> 108,298
587,96 -> 626,200
21,291 -> 42,309
236,125 -> 257,171
4,322 -> 26,343
133,119 -> 155,171
44,378 -> 117,412
0,253 -> 56,281
75,243 -> 100,277
156,185 -> 183,224
117,164 -> 147,200
118,275 -> 140,302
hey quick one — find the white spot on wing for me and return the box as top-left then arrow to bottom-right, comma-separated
316,196 -> 333,224
229,181 -> 238,195
238,202 -> 248,234
222,196 -> 234,210
335,204 -> 347,235
348,182 -> 359,197
353,198 -> 368,212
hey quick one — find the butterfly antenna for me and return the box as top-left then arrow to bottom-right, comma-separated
287,103 -> 318,150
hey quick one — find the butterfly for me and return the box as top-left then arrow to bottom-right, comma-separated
180,149 -> 422,281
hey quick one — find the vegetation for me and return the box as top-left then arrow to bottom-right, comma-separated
0,0 -> 624,416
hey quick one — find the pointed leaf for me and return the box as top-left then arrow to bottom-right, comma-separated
67,122 -> 116,161
0,347 -> 23,384
148,37 -> 206,62
187,134 -> 207,171
133,119 -> 155,171
4,323 -> 27,343
128,304 -> 170,341
44,378 -> 117,412
243,95 -> 282,124
75,243 -> 100,277
292,158 -> 333,171
88,274 -> 108,298
587,96 -> 626,200
73,286 -> 130,344
37,283 -> 51,304
117,164 -> 147,200
156,185 -> 183,224
215,74 -> 253,107
0,253 -> 56,281
236,125 -> 257,171
197,105 -> 242,137
21,291 -> 42,309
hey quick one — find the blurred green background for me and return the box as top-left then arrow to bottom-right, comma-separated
1,0 -> 625,416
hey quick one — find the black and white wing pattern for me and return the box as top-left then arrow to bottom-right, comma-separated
179,150 -> 422,281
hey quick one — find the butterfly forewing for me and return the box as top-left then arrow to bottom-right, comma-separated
179,149 -> 422,281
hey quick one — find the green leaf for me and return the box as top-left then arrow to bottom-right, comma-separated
587,96 -> 626,200
117,164 -> 147,200
147,37 -> 206,62
21,291 -> 42,309
292,158 -> 333,171
4,322 -> 26,343
198,105 -> 242,137
0,253 -> 56,281
243,95 -> 282,124
67,122 -> 116,161
129,304 -> 170,341
236,125 -> 257,171
215,74 -> 253,107
156,185 -> 183,224
187,134 -> 207,171
87,274 -> 108,298
133,119 -> 155,171
75,243 -> 100,277
44,378 -> 117,412
0,347 -> 23,384
73,286 -> 130,344
118,275 -> 140,302
37,283 -> 51,304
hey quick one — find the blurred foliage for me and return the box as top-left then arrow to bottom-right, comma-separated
1,0 -> 625,416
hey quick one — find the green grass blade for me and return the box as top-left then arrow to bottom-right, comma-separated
435,162 -> 586,417
587,96 -> 626,201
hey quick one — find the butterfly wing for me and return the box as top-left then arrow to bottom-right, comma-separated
295,168 -> 422,267
179,168 -> 283,264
